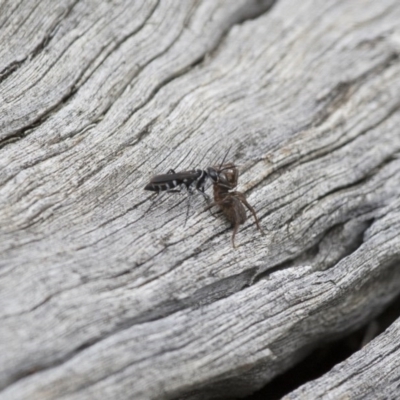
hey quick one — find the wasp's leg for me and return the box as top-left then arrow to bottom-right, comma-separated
198,187 -> 217,217
145,184 -> 182,214
199,190 -> 211,203
144,188 -> 165,214
184,190 -> 195,227
165,188 -> 181,194
184,197 -> 191,227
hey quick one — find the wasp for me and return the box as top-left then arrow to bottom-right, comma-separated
209,162 -> 264,248
144,165 -> 224,223
144,168 -> 212,201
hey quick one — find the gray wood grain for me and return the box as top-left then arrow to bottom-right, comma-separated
1,0 -> 400,399
284,316 -> 400,400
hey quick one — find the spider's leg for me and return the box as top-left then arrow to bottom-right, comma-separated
235,192 -> 264,234
204,200 -> 218,218
231,222 -> 239,249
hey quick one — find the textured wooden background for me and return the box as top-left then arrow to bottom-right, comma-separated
1,1 -> 400,399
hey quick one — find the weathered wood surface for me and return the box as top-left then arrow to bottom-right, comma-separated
1,0 -> 400,399
284,316 -> 400,400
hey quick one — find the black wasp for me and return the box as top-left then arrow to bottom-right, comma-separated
143,149 -> 232,221
144,168 -> 214,201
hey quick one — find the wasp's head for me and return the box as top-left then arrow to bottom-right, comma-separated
207,166 -> 236,188
206,167 -> 220,183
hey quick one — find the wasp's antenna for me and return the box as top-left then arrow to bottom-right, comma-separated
219,164 -> 235,172
207,146 -> 222,169
208,143 -> 231,170
219,145 -> 232,170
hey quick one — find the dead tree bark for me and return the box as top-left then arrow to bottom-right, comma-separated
284,316 -> 400,400
1,1 -> 400,399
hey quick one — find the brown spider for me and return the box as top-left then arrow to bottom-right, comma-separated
210,163 -> 263,248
